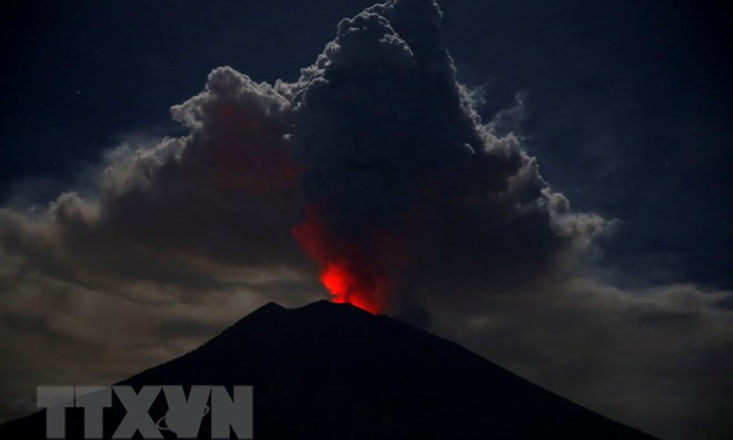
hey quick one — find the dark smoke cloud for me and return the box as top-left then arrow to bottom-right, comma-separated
285,0 -> 611,310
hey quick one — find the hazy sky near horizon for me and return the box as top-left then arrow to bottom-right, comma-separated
1,1 -> 731,439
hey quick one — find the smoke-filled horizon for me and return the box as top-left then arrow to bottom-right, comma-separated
1,1 -> 731,439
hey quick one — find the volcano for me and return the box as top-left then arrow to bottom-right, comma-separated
0,301 -> 659,439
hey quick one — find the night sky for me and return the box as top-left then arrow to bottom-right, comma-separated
1,1 -> 731,439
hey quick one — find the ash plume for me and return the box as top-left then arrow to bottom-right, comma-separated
285,0 -> 610,312
0,0 -> 610,315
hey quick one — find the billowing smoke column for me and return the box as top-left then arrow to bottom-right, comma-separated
284,1 -> 476,313
283,0 -> 584,314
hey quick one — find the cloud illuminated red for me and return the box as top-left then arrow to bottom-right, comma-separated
292,207 -> 388,314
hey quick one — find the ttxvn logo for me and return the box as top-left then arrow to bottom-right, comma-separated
37,386 -> 253,439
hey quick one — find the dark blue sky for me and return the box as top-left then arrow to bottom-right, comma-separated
4,0 -> 729,290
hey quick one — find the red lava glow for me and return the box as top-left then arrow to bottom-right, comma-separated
292,207 -> 387,314
320,259 -> 386,314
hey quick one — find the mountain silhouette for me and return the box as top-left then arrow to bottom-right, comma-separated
0,300 -> 659,439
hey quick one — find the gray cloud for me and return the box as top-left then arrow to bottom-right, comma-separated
432,279 -> 733,440
0,66 -> 313,300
